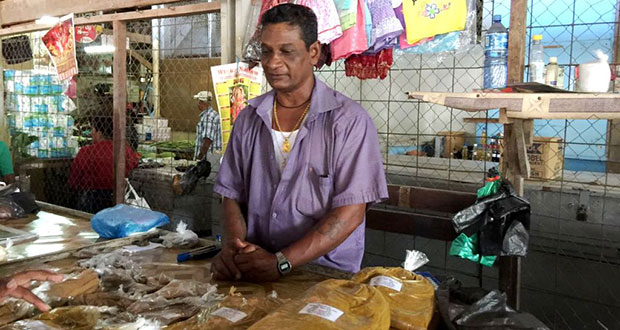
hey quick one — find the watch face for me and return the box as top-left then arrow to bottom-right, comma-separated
279,261 -> 291,272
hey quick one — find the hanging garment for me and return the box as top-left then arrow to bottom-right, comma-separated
363,0 -> 373,47
403,0 -> 468,44
394,4 -> 433,50
334,0 -> 358,31
299,0 -> 343,44
345,48 -> 393,80
367,0 -> 403,51
331,0 -> 368,61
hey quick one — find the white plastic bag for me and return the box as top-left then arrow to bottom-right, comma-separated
125,179 -> 150,209
160,222 -> 199,248
402,249 -> 429,272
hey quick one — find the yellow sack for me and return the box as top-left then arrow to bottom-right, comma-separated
352,267 -> 435,330
249,279 -> 390,330
403,0 -> 468,44
165,295 -> 285,330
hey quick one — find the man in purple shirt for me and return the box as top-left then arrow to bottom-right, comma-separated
212,3 -> 388,282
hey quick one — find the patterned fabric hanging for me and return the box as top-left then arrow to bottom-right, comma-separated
333,0 -> 359,31
366,0 -> 403,51
345,48 -> 394,80
331,0 -> 369,61
299,0 -> 343,44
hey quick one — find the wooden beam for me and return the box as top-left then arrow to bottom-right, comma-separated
606,0 -> 620,173
500,0 -> 528,310
129,49 -> 153,71
113,20 -> 127,205
104,29 -> 152,44
366,209 -> 458,242
0,2 -> 221,37
220,0 -> 235,64
507,0 -> 527,85
0,0 -> 187,27
385,185 -> 477,214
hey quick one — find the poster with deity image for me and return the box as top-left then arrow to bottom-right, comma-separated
211,62 -> 263,152
42,14 -> 78,81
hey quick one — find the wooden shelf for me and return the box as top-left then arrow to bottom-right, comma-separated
408,92 -> 620,120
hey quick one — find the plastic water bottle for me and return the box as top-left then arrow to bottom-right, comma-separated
483,15 -> 509,89
529,35 -> 545,83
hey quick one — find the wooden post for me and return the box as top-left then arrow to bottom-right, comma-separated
113,20 -> 127,205
220,0 -> 235,64
500,0 -> 528,309
0,39 -> 7,144
152,12 -> 161,118
606,0 -> 620,173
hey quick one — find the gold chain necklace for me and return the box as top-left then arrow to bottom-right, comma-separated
273,99 -> 310,153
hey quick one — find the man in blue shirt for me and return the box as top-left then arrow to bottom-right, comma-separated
193,91 -> 222,160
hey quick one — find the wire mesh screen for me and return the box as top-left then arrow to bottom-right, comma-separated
1,2 -> 222,236
315,0 -> 620,329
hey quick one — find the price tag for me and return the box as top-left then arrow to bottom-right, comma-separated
299,303 -> 344,322
370,275 -> 403,292
212,307 -> 248,323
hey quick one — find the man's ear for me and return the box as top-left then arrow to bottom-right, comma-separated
309,41 -> 321,66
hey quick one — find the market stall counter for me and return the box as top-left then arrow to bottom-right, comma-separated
3,205 -> 417,329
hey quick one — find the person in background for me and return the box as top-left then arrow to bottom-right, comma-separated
0,270 -> 63,312
69,115 -> 139,213
193,91 -> 222,161
0,141 -> 15,184
212,4 -> 388,282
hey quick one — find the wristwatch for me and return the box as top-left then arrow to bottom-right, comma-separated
275,251 -> 292,275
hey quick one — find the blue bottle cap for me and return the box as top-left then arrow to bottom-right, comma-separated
493,15 -> 502,22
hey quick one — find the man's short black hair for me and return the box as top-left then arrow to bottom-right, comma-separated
260,3 -> 318,49
91,115 -> 113,140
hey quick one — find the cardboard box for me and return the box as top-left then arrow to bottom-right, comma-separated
437,131 -> 465,158
527,137 -> 564,179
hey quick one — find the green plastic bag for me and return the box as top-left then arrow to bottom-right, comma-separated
476,177 -> 501,199
449,233 -> 497,267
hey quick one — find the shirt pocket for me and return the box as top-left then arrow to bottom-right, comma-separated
296,167 -> 333,219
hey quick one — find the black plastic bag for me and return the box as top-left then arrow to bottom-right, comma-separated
452,177 -> 530,257
174,159 -> 211,195
437,277 -> 550,330
0,184 -> 31,219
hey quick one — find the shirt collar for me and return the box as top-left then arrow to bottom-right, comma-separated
250,76 -> 341,122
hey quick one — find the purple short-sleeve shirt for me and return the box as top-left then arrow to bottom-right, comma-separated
215,78 -> 388,273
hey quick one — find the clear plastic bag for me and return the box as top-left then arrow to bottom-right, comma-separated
91,204 -> 169,239
160,222 -> 199,249
402,249 -> 429,272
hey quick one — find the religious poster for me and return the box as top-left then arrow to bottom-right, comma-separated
42,14 -> 78,81
75,25 -> 103,43
211,63 -> 263,152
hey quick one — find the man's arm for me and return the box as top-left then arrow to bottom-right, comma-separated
197,138 -> 212,161
234,204 -> 365,282
211,197 -> 248,280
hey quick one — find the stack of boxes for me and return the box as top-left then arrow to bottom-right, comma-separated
135,117 -> 171,142
3,70 -> 78,158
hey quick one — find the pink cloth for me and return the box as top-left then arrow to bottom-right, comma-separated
330,0 -> 368,61
299,0 -> 343,44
